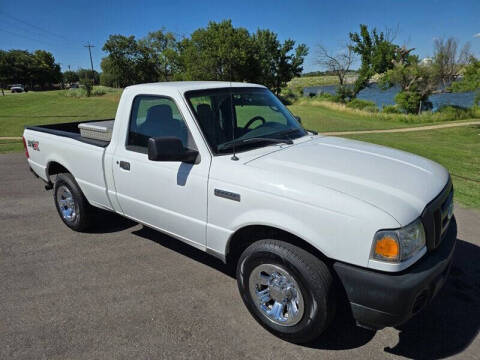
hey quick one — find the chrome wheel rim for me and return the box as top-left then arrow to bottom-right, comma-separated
57,185 -> 77,222
248,264 -> 304,326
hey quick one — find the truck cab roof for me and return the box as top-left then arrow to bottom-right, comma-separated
125,81 -> 265,94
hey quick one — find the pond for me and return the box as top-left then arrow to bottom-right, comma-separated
303,84 -> 477,111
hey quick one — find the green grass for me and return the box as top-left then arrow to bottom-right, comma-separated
288,75 -> 341,89
345,126 -> 480,208
0,89 -> 121,137
288,98 -> 480,133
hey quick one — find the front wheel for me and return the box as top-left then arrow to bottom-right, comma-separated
236,240 -> 336,344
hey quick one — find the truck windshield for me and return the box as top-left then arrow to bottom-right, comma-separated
185,87 -> 306,154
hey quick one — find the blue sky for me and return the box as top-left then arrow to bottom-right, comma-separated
1,0 -> 479,73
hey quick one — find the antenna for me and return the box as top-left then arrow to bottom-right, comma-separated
229,83 -> 239,161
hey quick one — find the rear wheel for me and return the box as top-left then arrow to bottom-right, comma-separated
236,239 -> 336,344
53,173 -> 94,231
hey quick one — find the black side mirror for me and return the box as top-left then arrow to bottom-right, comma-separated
148,137 -> 199,163
294,115 -> 302,124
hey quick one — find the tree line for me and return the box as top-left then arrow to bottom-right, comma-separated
100,20 -> 308,95
0,49 -> 62,90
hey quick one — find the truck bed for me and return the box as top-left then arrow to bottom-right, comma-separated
26,119 -> 114,148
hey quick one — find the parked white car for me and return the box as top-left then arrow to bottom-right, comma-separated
10,84 -> 25,93
23,82 -> 456,343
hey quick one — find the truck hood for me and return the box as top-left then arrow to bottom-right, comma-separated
245,136 -> 449,225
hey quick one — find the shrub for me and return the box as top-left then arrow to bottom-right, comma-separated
279,87 -> 300,105
346,98 -> 377,111
382,104 -> 401,113
91,86 -> 107,96
80,78 -> 93,97
314,92 -> 342,102
64,88 -> 87,97
395,91 -> 427,114
436,105 -> 472,118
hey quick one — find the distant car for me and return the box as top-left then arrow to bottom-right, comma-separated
69,83 -> 79,89
10,84 -> 25,93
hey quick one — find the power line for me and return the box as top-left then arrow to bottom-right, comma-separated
0,11 -> 71,42
0,27 -> 58,47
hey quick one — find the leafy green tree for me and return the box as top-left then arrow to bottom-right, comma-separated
63,71 -> 79,84
252,29 -> 308,95
178,20 -> 254,81
0,49 -> 61,90
139,29 -> 179,81
450,57 -> 480,92
102,35 -> 144,87
32,50 -> 62,89
349,25 -> 408,96
381,61 -> 436,113
77,68 -> 100,84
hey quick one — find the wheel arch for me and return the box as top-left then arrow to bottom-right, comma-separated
46,160 -> 73,183
225,224 -> 331,268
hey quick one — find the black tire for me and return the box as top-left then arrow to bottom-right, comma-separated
236,240 -> 335,344
53,173 -> 94,232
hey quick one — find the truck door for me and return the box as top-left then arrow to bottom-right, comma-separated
112,95 -> 209,248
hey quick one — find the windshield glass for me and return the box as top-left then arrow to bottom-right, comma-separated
185,87 -> 306,154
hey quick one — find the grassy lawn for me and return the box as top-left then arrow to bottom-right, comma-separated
287,75 -> 340,88
344,125 -> 480,208
0,89 -> 121,137
288,100 -> 479,133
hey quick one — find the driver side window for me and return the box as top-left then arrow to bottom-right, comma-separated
127,95 -> 195,153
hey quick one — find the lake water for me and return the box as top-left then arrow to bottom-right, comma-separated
303,84 -> 477,111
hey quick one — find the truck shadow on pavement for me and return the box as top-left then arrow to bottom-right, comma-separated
382,238 -> 480,359
132,224 -> 479,358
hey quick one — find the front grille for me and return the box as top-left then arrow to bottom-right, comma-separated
421,179 -> 453,250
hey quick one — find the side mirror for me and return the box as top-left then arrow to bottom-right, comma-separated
294,115 -> 302,124
148,137 -> 199,164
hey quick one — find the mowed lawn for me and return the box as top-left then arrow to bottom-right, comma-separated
0,90 -> 121,137
345,125 -> 480,208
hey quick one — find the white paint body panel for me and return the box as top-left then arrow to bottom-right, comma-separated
23,81 -> 450,272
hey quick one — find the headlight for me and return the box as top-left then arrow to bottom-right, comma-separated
371,218 -> 426,262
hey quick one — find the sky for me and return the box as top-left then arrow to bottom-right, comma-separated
1,0 -> 479,73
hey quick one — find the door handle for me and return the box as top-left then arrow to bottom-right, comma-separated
119,161 -> 130,171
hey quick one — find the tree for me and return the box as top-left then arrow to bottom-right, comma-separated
252,29 -> 308,95
349,25 -> 408,96
139,29 -> 179,81
381,60 -> 437,113
102,34 -> 144,87
433,37 -> 471,88
77,68 -> 100,84
63,71 -> 79,84
0,49 -> 61,90
179,20 -> 254,81
316,43 -> 354,101
32,50 -> 62,89
449,56 -> 480,92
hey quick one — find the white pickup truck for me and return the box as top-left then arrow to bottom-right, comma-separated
23,81 -> 456,343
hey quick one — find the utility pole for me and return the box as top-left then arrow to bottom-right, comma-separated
84,42 -> 95,83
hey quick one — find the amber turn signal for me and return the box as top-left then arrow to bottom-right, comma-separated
374,236 -> 399,260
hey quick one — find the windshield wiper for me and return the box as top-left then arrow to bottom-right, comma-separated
218,137 -> 293,151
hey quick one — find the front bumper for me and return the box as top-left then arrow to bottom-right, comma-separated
334,216 -> 457,330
